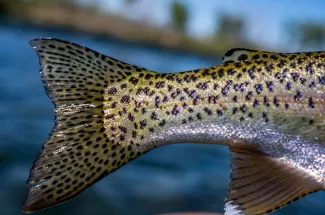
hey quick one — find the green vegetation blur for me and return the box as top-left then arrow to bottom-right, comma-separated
1,0 -> 325,55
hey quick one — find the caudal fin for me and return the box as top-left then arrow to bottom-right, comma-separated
22,39 -> 150,213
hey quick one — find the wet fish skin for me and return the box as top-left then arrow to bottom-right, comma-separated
22,39 -> 325,215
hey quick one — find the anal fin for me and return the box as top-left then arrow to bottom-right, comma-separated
225,144 -> 323,215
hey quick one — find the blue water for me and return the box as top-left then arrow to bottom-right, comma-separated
1,22 -> 325,215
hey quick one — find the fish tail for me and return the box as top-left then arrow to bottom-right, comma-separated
22,39 -> 150,213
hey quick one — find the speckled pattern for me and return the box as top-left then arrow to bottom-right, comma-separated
22,39 -> 325,214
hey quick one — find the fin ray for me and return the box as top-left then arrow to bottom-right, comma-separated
225,144 -> 323,215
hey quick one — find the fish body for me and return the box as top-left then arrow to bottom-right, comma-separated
22,39 -> 325,215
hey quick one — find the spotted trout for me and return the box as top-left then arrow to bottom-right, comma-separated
22,39 -> 325,215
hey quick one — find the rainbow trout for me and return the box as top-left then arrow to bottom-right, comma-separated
22,39 -> 325,215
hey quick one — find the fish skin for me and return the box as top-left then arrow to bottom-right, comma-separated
22,38 -> 325,214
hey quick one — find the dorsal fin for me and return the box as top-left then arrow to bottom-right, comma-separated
224,143 -> 323,215
222,48 -> 281,63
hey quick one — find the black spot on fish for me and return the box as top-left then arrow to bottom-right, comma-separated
128,113 -> 135,121
217,109 -> 223,116
289,55 -> 296,60
294,90 -> 303,101
203,107 -> 213,115
218,69 -> 224,78
273,97 -> 280,107
141,108 -> 147,114
238,54 -> 248,61
266,81 -> 274,92
252,54 -> 259,60
277,60 -> 286,68
291,73 -> 300,82
309,97 -> 315,109
117,64 -> 125,69
262,112 -> 267,119
189,90 -> 197,98
266,64 -> 274,72
318,75 -> 325,85
300,78 -> 307,85
285,102 -> 290,109
108,87 -> 117,94
290,62 -> 296,68
120,95 -> 130,103
306,64 -> 315,74
208,95 -> 218,104
286,82 -> 292,90
236,73 -> 243,79
129,77 -> 139,85
163,96 -> 169,103
140,120 -> 147,129
253,99 -> 260,108
184,75 -> 191,83
111,102 -> 118,108
155,81 -> 165,89
191,75 -> 198,82
211,72 -> 218,80
233,107 -> 238,114
271,55 -> 278,60
233,96 -> 238,102
240,104 -> 247,113
144,73 -> 153,80
248,68 -> 256,79
202,69 -> 211,76
119,126 -> 127,133
255,84 -> 263,94
263,96 -> 270,107
172,105 -> 181,116
309,81 -> 316,88
155,96 -> 161,108
227,68 -> 236,76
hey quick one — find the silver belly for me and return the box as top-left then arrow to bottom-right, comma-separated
136,120 -> 325,185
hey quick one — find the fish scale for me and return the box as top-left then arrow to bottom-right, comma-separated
22,39 -> 325,215
102,55 -> 325,148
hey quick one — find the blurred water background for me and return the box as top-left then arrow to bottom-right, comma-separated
2,1 -> 325,215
